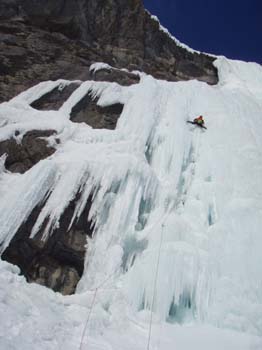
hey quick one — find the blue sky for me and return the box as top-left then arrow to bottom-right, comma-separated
143,0 -> 261,64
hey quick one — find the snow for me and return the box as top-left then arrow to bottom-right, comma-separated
90,62 -> 113,74
90,61 -> 144,78
0,259 -> 261,350
10,79 -> 76,106
0,56 -> 262,349
146,11 -> 201,55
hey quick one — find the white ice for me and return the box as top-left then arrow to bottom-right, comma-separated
0,56 -> 262,349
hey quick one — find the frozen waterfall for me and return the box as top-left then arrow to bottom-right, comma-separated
0,57 -> 262,349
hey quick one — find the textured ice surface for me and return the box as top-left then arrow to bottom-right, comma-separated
0,57 -> 262,349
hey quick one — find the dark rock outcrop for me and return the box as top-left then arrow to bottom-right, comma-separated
31,83 -> 80,111
0,20 -> 97,103
0,0 -> 218,103
92,67 -> 140,86
70,93 -> 123,129
0,130 -> 56,173
2,194 -> 93,295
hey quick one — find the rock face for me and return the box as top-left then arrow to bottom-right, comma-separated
92,67 -> 140,86
30,84 -> 80,111
0,0 -> 219,294
70,93 -> 123,129
0,130 -> 56,173
2,195 -> 93,295
0,0 -> 218,103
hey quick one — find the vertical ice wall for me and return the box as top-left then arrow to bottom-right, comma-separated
78,59 -> 262,335
0,57 -> 262,337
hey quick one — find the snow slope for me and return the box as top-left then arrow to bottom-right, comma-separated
0,56 -> 262,349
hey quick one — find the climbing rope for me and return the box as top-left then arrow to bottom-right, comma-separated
79,268 -> 120,350
79,223 -> 165,350
79,287 -> 98,350
147,223 -> 165,350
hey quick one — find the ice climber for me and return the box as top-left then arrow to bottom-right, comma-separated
194,115 -> 205,126
187,115 -> 207,129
